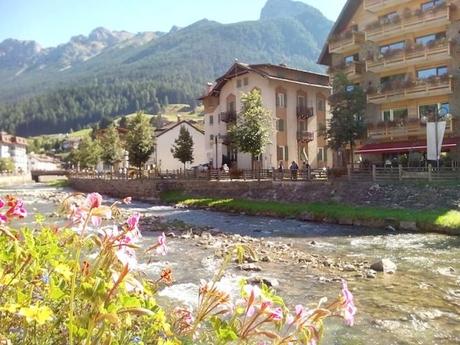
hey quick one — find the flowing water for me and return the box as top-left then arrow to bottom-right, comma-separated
3,184 -> 460,345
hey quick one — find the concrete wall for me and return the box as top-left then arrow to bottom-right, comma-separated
0,174 -> 32,186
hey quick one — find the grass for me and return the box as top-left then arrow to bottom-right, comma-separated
46,179 -> 69,188
160,191 -> 460,231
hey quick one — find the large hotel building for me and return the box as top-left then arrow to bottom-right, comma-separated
319,0 -> 460,165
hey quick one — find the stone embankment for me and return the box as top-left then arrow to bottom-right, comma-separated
0,174 -> 31,186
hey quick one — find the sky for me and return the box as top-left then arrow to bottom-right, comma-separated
0,0 -> 346,47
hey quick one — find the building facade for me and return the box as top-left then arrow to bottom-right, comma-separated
146,120 -> 207,171
201,63 -> 333,170
319,0 -> 460,165
0,132 -> 28,173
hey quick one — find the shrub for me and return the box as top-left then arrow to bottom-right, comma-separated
0,193 -> 355,344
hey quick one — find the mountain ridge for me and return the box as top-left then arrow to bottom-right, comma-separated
0,0 -> 333,136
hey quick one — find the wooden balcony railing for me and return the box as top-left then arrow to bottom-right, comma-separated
367,118 -> 453,140
330,61 -> 365,78
366,4 -> 454,42
367,76 -> 454,104
297,130 -> 314,142
364,0 -> 405,12
296,106 -> 314,119
219,111 -> 237,123
329,31 -> 365,54
367,40 -> 453,73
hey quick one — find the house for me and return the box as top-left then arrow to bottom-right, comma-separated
29,153 -> 62,171
0,131 -> 28,173
146,120 -> 207,171
200,62 -> 333,170
318,0 -> 460,166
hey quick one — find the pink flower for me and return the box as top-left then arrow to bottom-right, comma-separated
91,216 -> 102,228
0,214 -> 6,223
123,197 -> 132,204
116,246 -> 137,268
86,193 -> 102,209
156,232 -> 167,255
269,307 -> 283,321
295,304 -> 305,318
126,213 -> 140,231
0,199 -> 4,209
6,199 -> 27,218
341,280 -> 357,326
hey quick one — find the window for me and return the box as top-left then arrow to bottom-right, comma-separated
297,95 -> 306,108
236,79 -> 242,88
344,53 -> 359,64
317,148 -> 325,162
243,77 -> 249,86
277,146 -> 284,161
416,66 -> 447,79
210,134 -> 214,140
380,74 -> 406,86
227,101 -> 235,113
276,118 -> 285,132
380,41 -> 405,55
317,98 -> 325,111
209,115 -> 214,125
419,102 -> 449,119
298,120 -> 307,131
284,146 -> 289,161
379,11 -> 399,25
415,32 -> 446,46
381,108 -> 408,122
421,0 -> 445,12
276,92 -> 286,108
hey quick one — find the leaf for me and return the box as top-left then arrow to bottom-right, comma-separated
19,305 -> 53,325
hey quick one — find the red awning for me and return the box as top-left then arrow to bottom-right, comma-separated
355,137 -> 459,154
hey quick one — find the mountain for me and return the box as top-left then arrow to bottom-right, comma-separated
0,0 -> 332,136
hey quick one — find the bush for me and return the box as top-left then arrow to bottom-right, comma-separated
0,193 -> 355,344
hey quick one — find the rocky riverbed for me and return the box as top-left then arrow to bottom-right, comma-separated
4,183 -> 460,345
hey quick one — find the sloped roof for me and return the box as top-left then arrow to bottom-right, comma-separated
318,0 -> 362,66
155,120 -> 204,138
200,62 -> 330,100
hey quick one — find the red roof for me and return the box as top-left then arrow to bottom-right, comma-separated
356,137 -> 459,154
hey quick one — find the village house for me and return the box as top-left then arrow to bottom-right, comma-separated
146,120 -> 207,171
318,0 -> 460,166
28,153 -> 62,171
200,62 -> 333,170
0,131 -> 28,173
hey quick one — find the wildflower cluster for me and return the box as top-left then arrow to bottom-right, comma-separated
0,192 -> 357,345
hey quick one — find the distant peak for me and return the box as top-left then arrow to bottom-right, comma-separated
260,0 -> 325,20
89,27 -> 113,40
169,25 -> 182,33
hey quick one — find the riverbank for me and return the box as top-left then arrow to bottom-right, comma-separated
160,191 -> 460,235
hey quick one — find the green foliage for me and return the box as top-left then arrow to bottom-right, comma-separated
126,112 -> 155,169
326,73 -> 366,163
0,158 -> 15,172
229,90 -> 273,167
99,125 -> 124,167
68,137 -> 102,169
172,126 -> 194,169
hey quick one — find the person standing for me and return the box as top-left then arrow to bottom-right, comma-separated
290,161 -> 299,180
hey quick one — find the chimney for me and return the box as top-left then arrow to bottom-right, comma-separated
206,82 -> 213,95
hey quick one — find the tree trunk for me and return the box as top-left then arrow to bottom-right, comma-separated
349,140 -> 354,170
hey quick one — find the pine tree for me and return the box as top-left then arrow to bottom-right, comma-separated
326,73 -> 366,165
228,89 -> 273,170
100,124 -> 124,168
125,112 -> 155,171
172,126 -> 194,171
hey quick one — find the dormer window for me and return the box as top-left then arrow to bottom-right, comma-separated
344,54 -> 359,64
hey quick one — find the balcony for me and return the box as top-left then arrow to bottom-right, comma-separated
364,0 -> 404,12
368,118 -> 453,140
329,31 -> 365,54
367,75 -> 454,104
329,61 -> 365,79
296,106 -> 314,120
219,111 -> 237,123
366,4 -> 454,42
367,40 -> 453,74
297,130 -> 314,143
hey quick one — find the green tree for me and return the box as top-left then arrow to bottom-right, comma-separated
100,124 -> 124,168
228,89 -> 273,170
172,126 -> 194,171
118,116 -> 128,129
126,112 -> 155,171
0,158 -> 15,172
74,137 -> 102,169
326,73 -> 366,165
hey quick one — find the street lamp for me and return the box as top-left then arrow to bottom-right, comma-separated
421,105 -> 451,168
214,134 -> 221,169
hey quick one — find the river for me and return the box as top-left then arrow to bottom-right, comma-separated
2,183 -> 460,345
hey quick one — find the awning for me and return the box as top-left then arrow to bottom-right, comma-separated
355,137 -> 459,154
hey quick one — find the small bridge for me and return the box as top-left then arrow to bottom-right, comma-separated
31,170 -> 70,182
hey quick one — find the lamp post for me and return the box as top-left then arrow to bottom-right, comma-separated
214,134 -> 220,169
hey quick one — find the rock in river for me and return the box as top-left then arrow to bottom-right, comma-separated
370,259 -> 397,274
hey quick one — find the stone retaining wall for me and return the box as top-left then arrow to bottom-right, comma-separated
0,174 -> 32,187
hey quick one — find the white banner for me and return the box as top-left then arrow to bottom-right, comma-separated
426,121 -> 446,161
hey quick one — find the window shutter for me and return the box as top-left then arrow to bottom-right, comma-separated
276,93 -> 279,107
284,146 -> 289,161
277,146 -> 283,161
